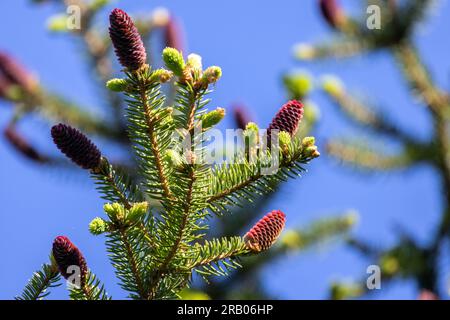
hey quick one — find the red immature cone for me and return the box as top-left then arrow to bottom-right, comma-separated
267,100 -> 304,142
244,210 -> 286,252
165,16 -> 184,51
52,236 -> 88,286
109,8 -> 147,70
51,123 -> 101,170
418,290 -> 439,300
233,104 -> 253,130
319,0 -> 345,29
0,52 -> 36,92
4,126 -> 48,162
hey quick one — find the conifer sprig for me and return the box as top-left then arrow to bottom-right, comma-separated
16,261 -> 60,300
22,7 -> 320,300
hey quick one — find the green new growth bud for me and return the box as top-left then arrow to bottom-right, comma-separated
279,131 -> 291,155
106,78 -> 128,92
127,202 -> 149,222
245,122 -> 259,133
380,255 -> 399,276
89,217 -> 108,235
187,53 -> 202,71
243,122 -> 260,160
201,66 -> 222,85
179,288 -> 211,300
343,210 -> 359,227
162,47 -> 185,76
47,14 -> 68,32
321,75 -> 344,97
103,203 -> 125,222
280,230 -> 302,249
305,145 -> 320,158
165,149 -> 184,169
149,68 -> 173,83
279,131 -> 291,148
302,136 -> 315,148
283,72 -> 313,99
201,107 -> 225,130
293,43 -> 315,60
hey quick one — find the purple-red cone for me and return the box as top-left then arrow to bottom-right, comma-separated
0,52 -> 36,92
109,8 -> 147,70
319,0 -> 345,29
165,16 -> 184,51
51,123 -> 101,170
4,126 -> 47,162
244,210 -> 286,252
267,100 -> 304,140
233,104 -> 252,130
52,236 -> 88,285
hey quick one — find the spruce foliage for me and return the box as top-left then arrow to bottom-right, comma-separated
19,8 -> 319,300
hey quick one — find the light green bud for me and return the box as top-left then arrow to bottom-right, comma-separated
283,72 -> 313,99
127,202 -> 149,222
106,78 -> 128,92
280,230 -> 302,249
304,145 -> 320,158
187,53 -> 203,71
103,203 -> 125,221
201,66 -> 222,85
89,217 -> 108,235
201,107 -> 225,130
301,136 -> 316,148
47,14 -> 68,32
279,131 -> 292,150
321,75 -> 344,97
245,122 -> 259,133
150,69 -> 173,83
293,43 -> 315,60
162,47 -> 185,76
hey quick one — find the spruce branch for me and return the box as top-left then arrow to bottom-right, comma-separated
321,77 -> 415,142
189,237 -> 250,270
16,261 -> 61,300
208,136 -> 318,213
69,271 -> 110,300
125,69 -> 174,202
204,213 -> 356,299
394,42 -> 450,116
326,139 -> 415,170
26,7 -> 320,300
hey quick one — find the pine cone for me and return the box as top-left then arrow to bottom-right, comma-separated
109,8 -> 147,70
319,0 -> 344,28
267,100 -> 304,141
52,236 -> 88,286
0,52 -> 36,92
4,126 -> 47,162
165,17 -> 183,51
233,104 -> 252,130
244,210 -> 286,252
51,123 -> 101,170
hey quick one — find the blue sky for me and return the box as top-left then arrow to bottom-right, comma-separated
1,0 -> 449,299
